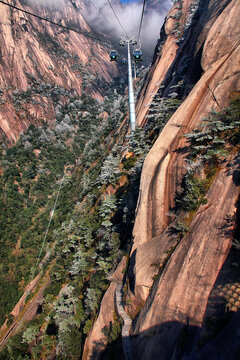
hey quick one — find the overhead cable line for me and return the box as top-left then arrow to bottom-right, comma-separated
137,0 -> 146,43
34,176 -> 65,273
0,0 -> 110,45
106,0 -> 128,37
89,0 -> 98,11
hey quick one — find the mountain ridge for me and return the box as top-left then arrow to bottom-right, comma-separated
0,0 -> 239,359
83,0 -> 240,358
0,0 -> 117,142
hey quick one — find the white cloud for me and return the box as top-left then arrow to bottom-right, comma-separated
21,0 -> 172,58
24,0 -> 65,9
84,0 -> 172,56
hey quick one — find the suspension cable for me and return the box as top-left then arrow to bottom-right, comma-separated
34,176 -> 65,272
0,0 -> 110,45
137,0 -> 146,43
106,0 -> 128,37
89,0 -> 98,11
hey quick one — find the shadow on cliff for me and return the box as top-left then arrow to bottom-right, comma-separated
159,0 -> 233,100
227,154 -> 240,186
90,158 -> 240,360
90,308 -> 240,360
129,309 -> 240,360
90,337 -> 125,360
128,205 -> 240,360
127,249 -> 137,295
106,204 -> 240,359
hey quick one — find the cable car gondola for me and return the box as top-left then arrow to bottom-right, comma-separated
133,49 -> 142,62
109,50 -> 119,61
122,57 -> 127,65
119,40 -> 125,46
132,39 -> 137,45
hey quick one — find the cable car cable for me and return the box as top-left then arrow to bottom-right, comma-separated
106,0 -> 128,37
89,0 -> 98,11
0,0 -> 110,45
34,176 -> 65,275
137,0 -> 146,43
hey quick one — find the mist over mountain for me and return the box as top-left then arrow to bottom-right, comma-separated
0,0 -> 239,359
22,0 -> 66,9
83,0 -> 172,55
0,0 -> 118,141
17,0 -> 172,61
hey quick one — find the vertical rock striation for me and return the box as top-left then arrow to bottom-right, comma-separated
129,0 -> 240,357
0,0 -> 117,141
83,0 -> 240,358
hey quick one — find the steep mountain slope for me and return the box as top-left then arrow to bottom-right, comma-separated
0,0 -> 117,142
83,0 -> 240,358
129,0 -> 240,357
0,0 -> 239,359
0,85 -> 135,359
133,0 -> 240,250
0,1 -> 155,358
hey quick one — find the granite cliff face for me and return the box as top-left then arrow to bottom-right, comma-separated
84,0 -> 240,358
0,0 -> 117,142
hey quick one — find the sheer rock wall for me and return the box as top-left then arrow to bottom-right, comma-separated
129,0 -> 240,357
83,0 -> 240,358
0,0 -> 116,141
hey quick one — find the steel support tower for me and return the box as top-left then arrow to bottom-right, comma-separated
126,39 -> 136,135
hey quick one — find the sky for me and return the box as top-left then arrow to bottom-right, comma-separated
84,0 -> 172,57
25,0 -> 172,60
120,0 -> 140,3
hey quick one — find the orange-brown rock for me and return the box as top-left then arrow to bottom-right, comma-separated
125,151 -> 135,159
82,257 -> 127,360
131,161 -> 239,358
84,0 -> 240,357
0,0 -> 117,141
128,0 -> 240,357
99,111 -> 109,120
135,10 -> 178,127
132,0 -> 240,250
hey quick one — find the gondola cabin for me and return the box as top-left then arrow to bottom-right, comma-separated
133,49 -> 142,62
122,57 -> 127,65
119,40 -> 125,46
109,50 -> 119,61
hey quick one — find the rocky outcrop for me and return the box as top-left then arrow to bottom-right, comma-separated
0,0 -> 117,141
128,0 -> 240,357
115,283 -> 133,360
131,160 -> 240,359
84,0 -> 240,358
82,257 -> 127,360
82,282 -> 116,360
132,0 -> 240,272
